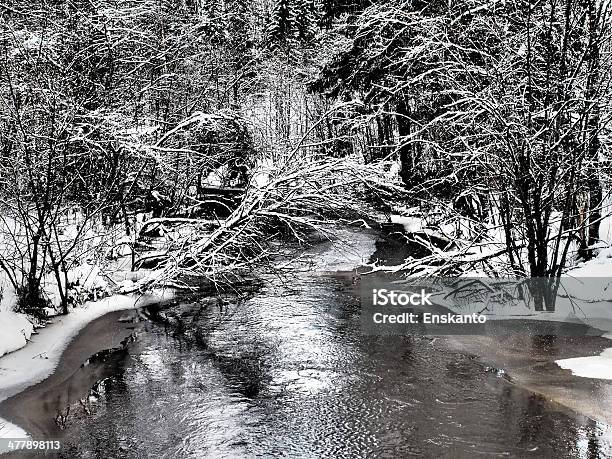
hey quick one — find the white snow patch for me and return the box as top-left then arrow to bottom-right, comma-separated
0,419 -> 28,438
568,255 -> 612,277
110,235 -> 135,257
556,348 -> 612,380
0,312 -> 34,358
122,124 -> 159,137
598,192 -> 612,244
251,158 -> 274,189
68,263 -> 109,291
390,215 -> 423,233
204,164 -> 229,187
0,418 -> 30,454
384,161 -> 402,183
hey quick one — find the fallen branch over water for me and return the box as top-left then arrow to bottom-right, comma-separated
126,152 -> 403,291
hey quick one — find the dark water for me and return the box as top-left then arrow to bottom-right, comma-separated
21,231 -> 612,458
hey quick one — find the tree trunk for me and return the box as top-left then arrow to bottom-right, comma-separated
581,0 -> 602,259
396,98 -> 414,186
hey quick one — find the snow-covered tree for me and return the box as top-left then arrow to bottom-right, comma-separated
311,0 -> 612,286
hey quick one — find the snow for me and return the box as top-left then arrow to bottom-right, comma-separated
0,273 -> 18,314
251,158 -> 274,189
567,247 -> 612,277
0,212 -> 124,311
122,124 -> 159,137
8,31 -> 51,59
0,419 -> 29,454
383,161 -> 401,183
111,235 -> 135,257
41,262 -> 113,310
553,252 -> 612,380
204,164 -> 229,187
599,193 -> 612,243
0,312 -> 34,358
68,263 -> 109,291
0,419 -> 28,438
390,215 -> 423,232
556,348 -> 612,380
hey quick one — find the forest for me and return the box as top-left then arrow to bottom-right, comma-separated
0,0 -> 611,315
2,1 -> 612,457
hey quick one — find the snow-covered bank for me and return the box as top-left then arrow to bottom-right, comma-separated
0,419 -> 27,438
0,313 -> 34,358
0,418 -> 28,455
0,289 -> 175,445
0,254 -> 137,358
0,418 -> 30,455
553,251 -> 612,380
557,348 -> 612,380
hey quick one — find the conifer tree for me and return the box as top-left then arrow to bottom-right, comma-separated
267,0 -> 318,46
268,0 -> 294,43
293,0 -> 317,40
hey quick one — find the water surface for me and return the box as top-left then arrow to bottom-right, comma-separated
53,231 -> 611,458
3,229 -> 611,458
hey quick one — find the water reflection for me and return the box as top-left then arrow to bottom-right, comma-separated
55,270 -> 612,458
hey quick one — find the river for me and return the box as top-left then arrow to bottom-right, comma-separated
2,228 -> 611,458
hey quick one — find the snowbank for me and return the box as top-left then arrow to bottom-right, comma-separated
554,250 -> 612,380
556,348 -> 612,380
390,214 -> 423,232
0,289 -> 175,441
0,418 -> 29,454
0,312 -> 34,358
569,247 -> 612,277
0,291 -> 174,400
0,261 -> 115,361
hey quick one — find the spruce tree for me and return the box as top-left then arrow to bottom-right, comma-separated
268,0 -> 294,44
293,0 -> 317,40
267,0 -> 318,46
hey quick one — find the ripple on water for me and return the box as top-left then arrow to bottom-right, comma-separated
55,229 -> 612,458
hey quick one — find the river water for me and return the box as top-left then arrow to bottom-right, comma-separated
7,228 -> 612,458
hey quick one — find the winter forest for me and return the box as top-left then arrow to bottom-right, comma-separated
0,0 -> 611,313
1,0 -> 612,456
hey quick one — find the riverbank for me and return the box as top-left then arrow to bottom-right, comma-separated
0,309 -> 141,444
0,289 -> 175,452
1,226 -> 611,456
446,335 -> 612,426
0,226 -> 378,452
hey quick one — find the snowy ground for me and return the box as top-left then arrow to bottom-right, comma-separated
0,418 -> 28,444
0,312 -> 34,359
553,252 -> 612,379
0,258 -> 131,360
554,245 -> 612,381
